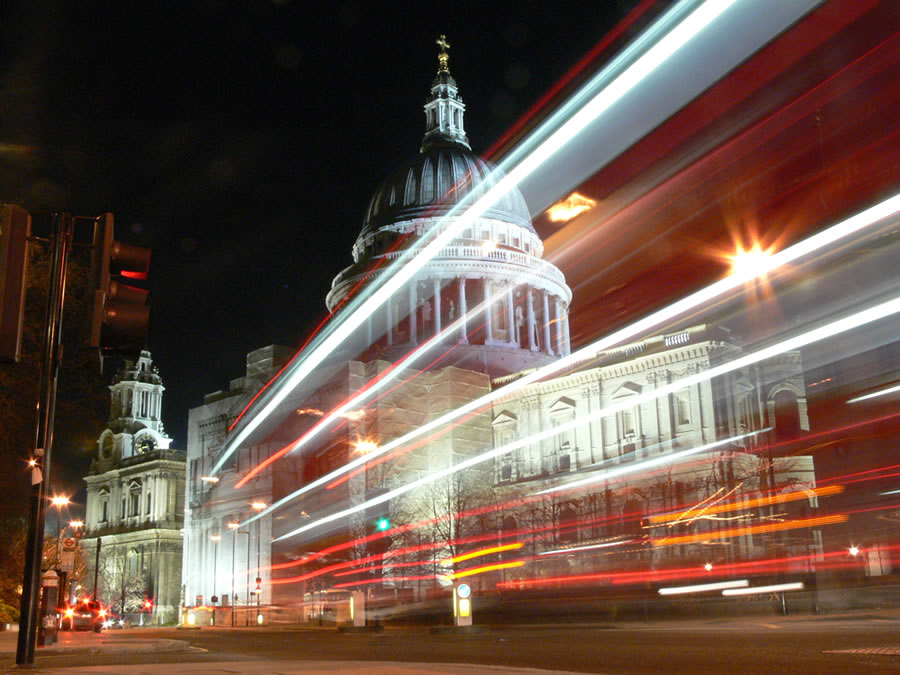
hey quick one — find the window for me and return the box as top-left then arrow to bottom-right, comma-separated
101,501 -> 108,522
130,492 -> 139,516
621,408 -> 635,436
145,491 -> 152,515
675,389 -> 691,427
121,498 -> 127,518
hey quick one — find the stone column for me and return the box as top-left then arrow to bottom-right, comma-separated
366,315 -> 372,346
506,281 -> 515,346
386,297 -> 393,346
433,277 -> 442,335
542,291 -> 553,356
408,282 -> 417,345
526,288 -> 537,351
562,310 -> 571,355
555,298 -> 563,355
458,278 -> 468,343
483,278 -> 493,344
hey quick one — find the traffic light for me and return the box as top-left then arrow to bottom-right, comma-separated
375,517 -> 390,532
0,204 -> 31,362
88,213 -> 151,359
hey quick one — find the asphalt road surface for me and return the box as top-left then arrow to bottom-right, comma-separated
7,614 -> 900,673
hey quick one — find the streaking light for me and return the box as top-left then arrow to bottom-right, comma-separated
211,0 -> 747,476
273,294 -> 900,543
847,383 -> 900,404
441,543 -> 524,565
659,579 -> 748,595
722,582 -> 804,596
538,539 -> 636,556
255,193 -> 900,526
452,561 -> 525,579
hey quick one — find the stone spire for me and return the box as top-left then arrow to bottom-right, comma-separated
422,35 -> 470,151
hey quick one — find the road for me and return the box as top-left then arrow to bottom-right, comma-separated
5,614 -> 900,673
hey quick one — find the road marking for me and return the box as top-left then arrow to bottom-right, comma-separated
824,647 -> 900,655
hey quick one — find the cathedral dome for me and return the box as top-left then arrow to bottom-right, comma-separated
361,144 -> 535,236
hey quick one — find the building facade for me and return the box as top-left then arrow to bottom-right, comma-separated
182,41 -> 820,622
81,350 -> 185,624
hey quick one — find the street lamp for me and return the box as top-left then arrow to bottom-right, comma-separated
227,522 -> 238,626
209,534 -> 221,615
251,502 -> 266,625
49,496 -> 70,567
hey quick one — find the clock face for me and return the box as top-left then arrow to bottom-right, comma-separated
138,438 -> 155,454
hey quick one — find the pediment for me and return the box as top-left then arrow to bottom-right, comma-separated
492,410 -> 518,426
611,381 -> 642,398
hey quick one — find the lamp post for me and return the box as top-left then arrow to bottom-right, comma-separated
49,496 -> 70,568
251,502 -> 266,625
227,522 -> 240,627
67,520 -> 84,604
209,534 -> 220,625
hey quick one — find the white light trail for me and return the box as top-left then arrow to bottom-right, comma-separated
535,430 -> 767,496
251,194 -> 900,526
847,383 -> 900,404
273,295 -> 900,542
538,540 -> 637,556
212,0 -> 746,475
658,580 -> 749,595
722,582 -> 804,596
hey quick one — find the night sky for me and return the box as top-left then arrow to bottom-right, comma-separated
1,1 -> 637,497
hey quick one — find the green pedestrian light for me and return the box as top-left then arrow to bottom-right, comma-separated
375,517 -> 390,532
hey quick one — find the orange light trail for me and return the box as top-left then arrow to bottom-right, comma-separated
441,543 -> 524,565
453,561 -> 525,580
648,485 -> 844,525
650,514 -> 847,548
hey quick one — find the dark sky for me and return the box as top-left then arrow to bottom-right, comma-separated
1,0 -> 637,461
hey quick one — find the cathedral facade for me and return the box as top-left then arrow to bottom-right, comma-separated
81,351 -> 185,624
182,41 -> 818,623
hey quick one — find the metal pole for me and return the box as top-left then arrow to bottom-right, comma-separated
231,533 -> 235,627
92,538 -> 102,601
245,531 -> 250,626
16,213 -> 73,666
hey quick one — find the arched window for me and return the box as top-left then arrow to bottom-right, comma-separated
558,506 -> 578,545
421,159 -> 434,202
774,390 -> 801,440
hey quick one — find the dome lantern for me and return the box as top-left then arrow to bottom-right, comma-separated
422,35 -> 470,152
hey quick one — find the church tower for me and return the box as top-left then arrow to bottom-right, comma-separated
81,350 -> 185,624
326,36 -> 572,377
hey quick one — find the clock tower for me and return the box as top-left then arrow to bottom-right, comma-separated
81,350 -> 185,625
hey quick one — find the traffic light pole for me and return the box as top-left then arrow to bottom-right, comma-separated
16,213 -> 73,665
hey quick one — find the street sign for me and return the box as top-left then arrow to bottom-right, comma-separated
59,551 -> 75,573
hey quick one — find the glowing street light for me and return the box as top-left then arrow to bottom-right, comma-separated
354,440 -> 378,455
200,476 -> 220,484
729,242 -> 773,280
849,545 -> 860,557
704,562 -> 713,572
250,502 -> 267,511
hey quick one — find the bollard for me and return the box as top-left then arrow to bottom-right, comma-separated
351,592 -> 366,627
38,570 -> 59,647
453,583 -> 472,627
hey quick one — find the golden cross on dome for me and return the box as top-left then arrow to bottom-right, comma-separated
436,34 -> 450,72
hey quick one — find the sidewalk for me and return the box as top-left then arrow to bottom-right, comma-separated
0,627 -> 190,658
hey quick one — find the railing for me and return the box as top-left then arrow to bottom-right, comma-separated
334,246 -> 567,287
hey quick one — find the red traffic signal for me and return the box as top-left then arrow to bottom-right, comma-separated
0,204 -> 31,362
88,213 -> 151,358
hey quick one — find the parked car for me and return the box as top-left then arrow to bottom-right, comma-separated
61,599 -> 105,632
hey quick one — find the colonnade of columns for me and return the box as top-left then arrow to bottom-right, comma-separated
370,276 -> 570,356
